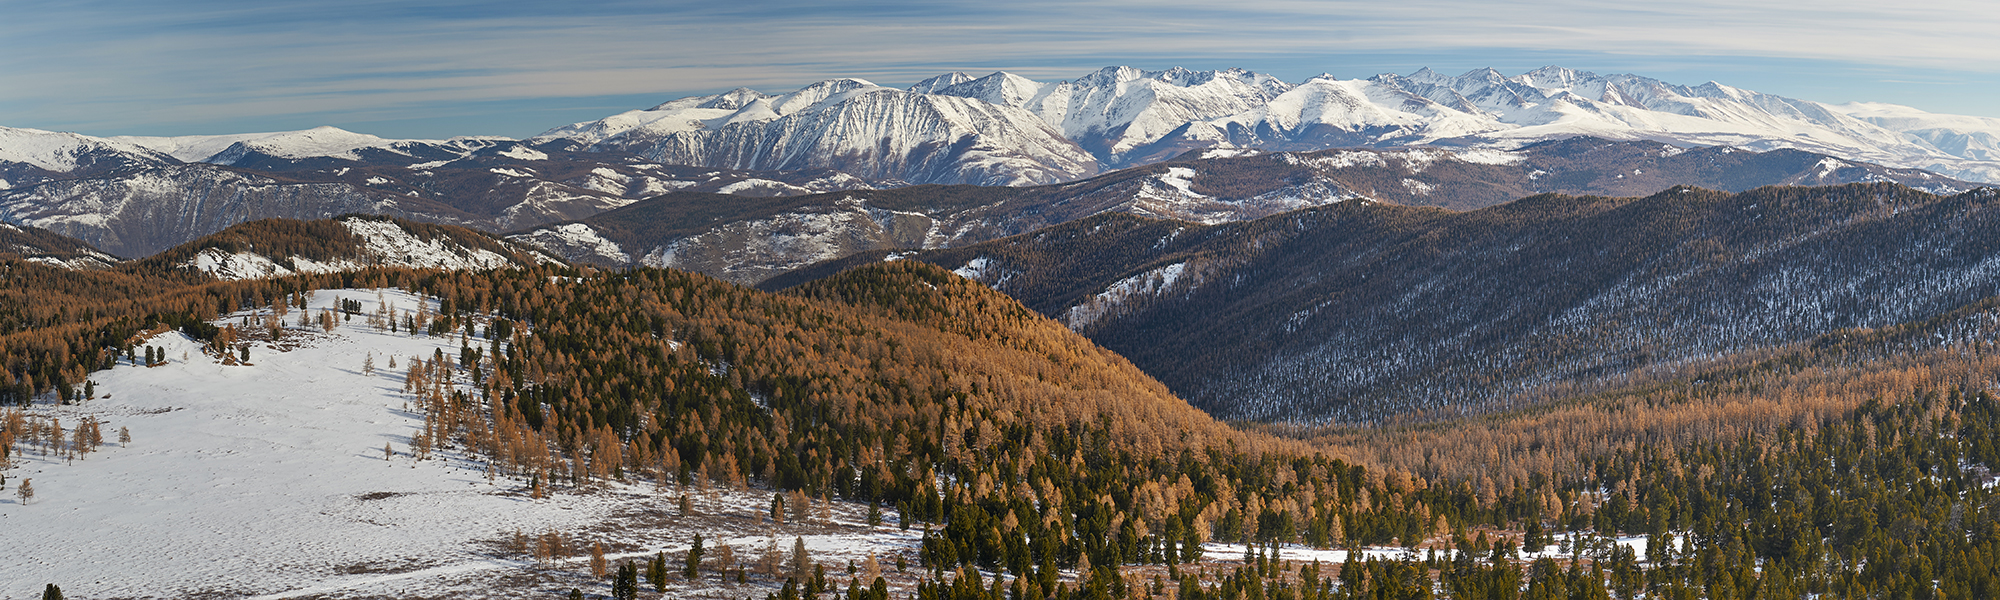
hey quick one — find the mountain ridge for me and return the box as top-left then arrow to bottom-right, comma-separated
516,138 -> 1983,286
534,65 -> 2000,185
777,182 -> 2000,423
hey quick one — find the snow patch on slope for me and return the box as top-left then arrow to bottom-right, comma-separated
183,218 -> 532,280
507,223 -> 631,265
1064,262 -> 1189,329
497,146 -> 548,161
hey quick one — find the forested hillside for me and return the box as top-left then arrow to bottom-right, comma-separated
840,183 -> 2000,424
0,223 -> 119,270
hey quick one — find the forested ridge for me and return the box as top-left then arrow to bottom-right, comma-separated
862,182 -> 2000,424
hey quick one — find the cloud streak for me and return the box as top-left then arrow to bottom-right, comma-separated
4,0 -> 1996,137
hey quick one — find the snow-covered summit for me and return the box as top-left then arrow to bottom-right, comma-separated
109,126 -> 458,165
1833,102 -> 2000,164
533,76 -> 1094,186
0,126 -> 177,173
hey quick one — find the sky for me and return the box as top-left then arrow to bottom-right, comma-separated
3,0 -> 1997,140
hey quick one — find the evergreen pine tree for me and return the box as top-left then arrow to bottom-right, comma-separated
647,551 -> 668,591
684,533 -> 705,578
41,583 -> 61,600
612,561 -> 639,600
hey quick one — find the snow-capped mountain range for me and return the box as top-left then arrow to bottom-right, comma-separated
7,65 -> 1999,192
4,65 -> 2000,263
538,65 -> 2000,185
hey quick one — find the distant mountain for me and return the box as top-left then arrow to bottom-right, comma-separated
0,130 -> 890,258
1832,102 -> 2000,163
515,138 -> 1981,285
10,64 -> 2000,263
0,126 -> 179,189
0,222 -> 120,269
775,183 -> 2000,424
540,65 -> 2000,185
129,215 -> 557,281
530,78 -> 1097,185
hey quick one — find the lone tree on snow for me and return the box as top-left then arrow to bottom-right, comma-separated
16,478 -> 32,505
790,536 -> 812,583
684,533 -> 705,578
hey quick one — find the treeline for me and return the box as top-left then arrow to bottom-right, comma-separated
0,213 -> 548,405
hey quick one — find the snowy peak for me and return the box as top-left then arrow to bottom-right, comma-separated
933,71 -> 1046,109
651,87 -> 771,111
205,126 -> 405,165
770,78 -> 886,115
1516,65 -> 1589,91
0,126 -> 178,174
522,65 -> 2000,185
1833,102 -> 2000,163
908,72 -> 974,94
535,75 -> 1095,185
1076,65 -> 1150,88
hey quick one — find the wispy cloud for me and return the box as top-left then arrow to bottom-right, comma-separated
4,0 -> 1995,137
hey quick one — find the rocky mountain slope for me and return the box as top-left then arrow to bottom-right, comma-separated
531,78 -> 1097,185
775,183 -> 2000,424
517,139 -> 1980,285
0,127 -> 888,258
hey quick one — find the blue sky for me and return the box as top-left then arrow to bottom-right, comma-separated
4,0 -> 1996,139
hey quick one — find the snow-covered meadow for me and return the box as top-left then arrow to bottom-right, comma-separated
0,289 -> 920,599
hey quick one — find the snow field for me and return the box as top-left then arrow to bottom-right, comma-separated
0,288 -> 925,599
